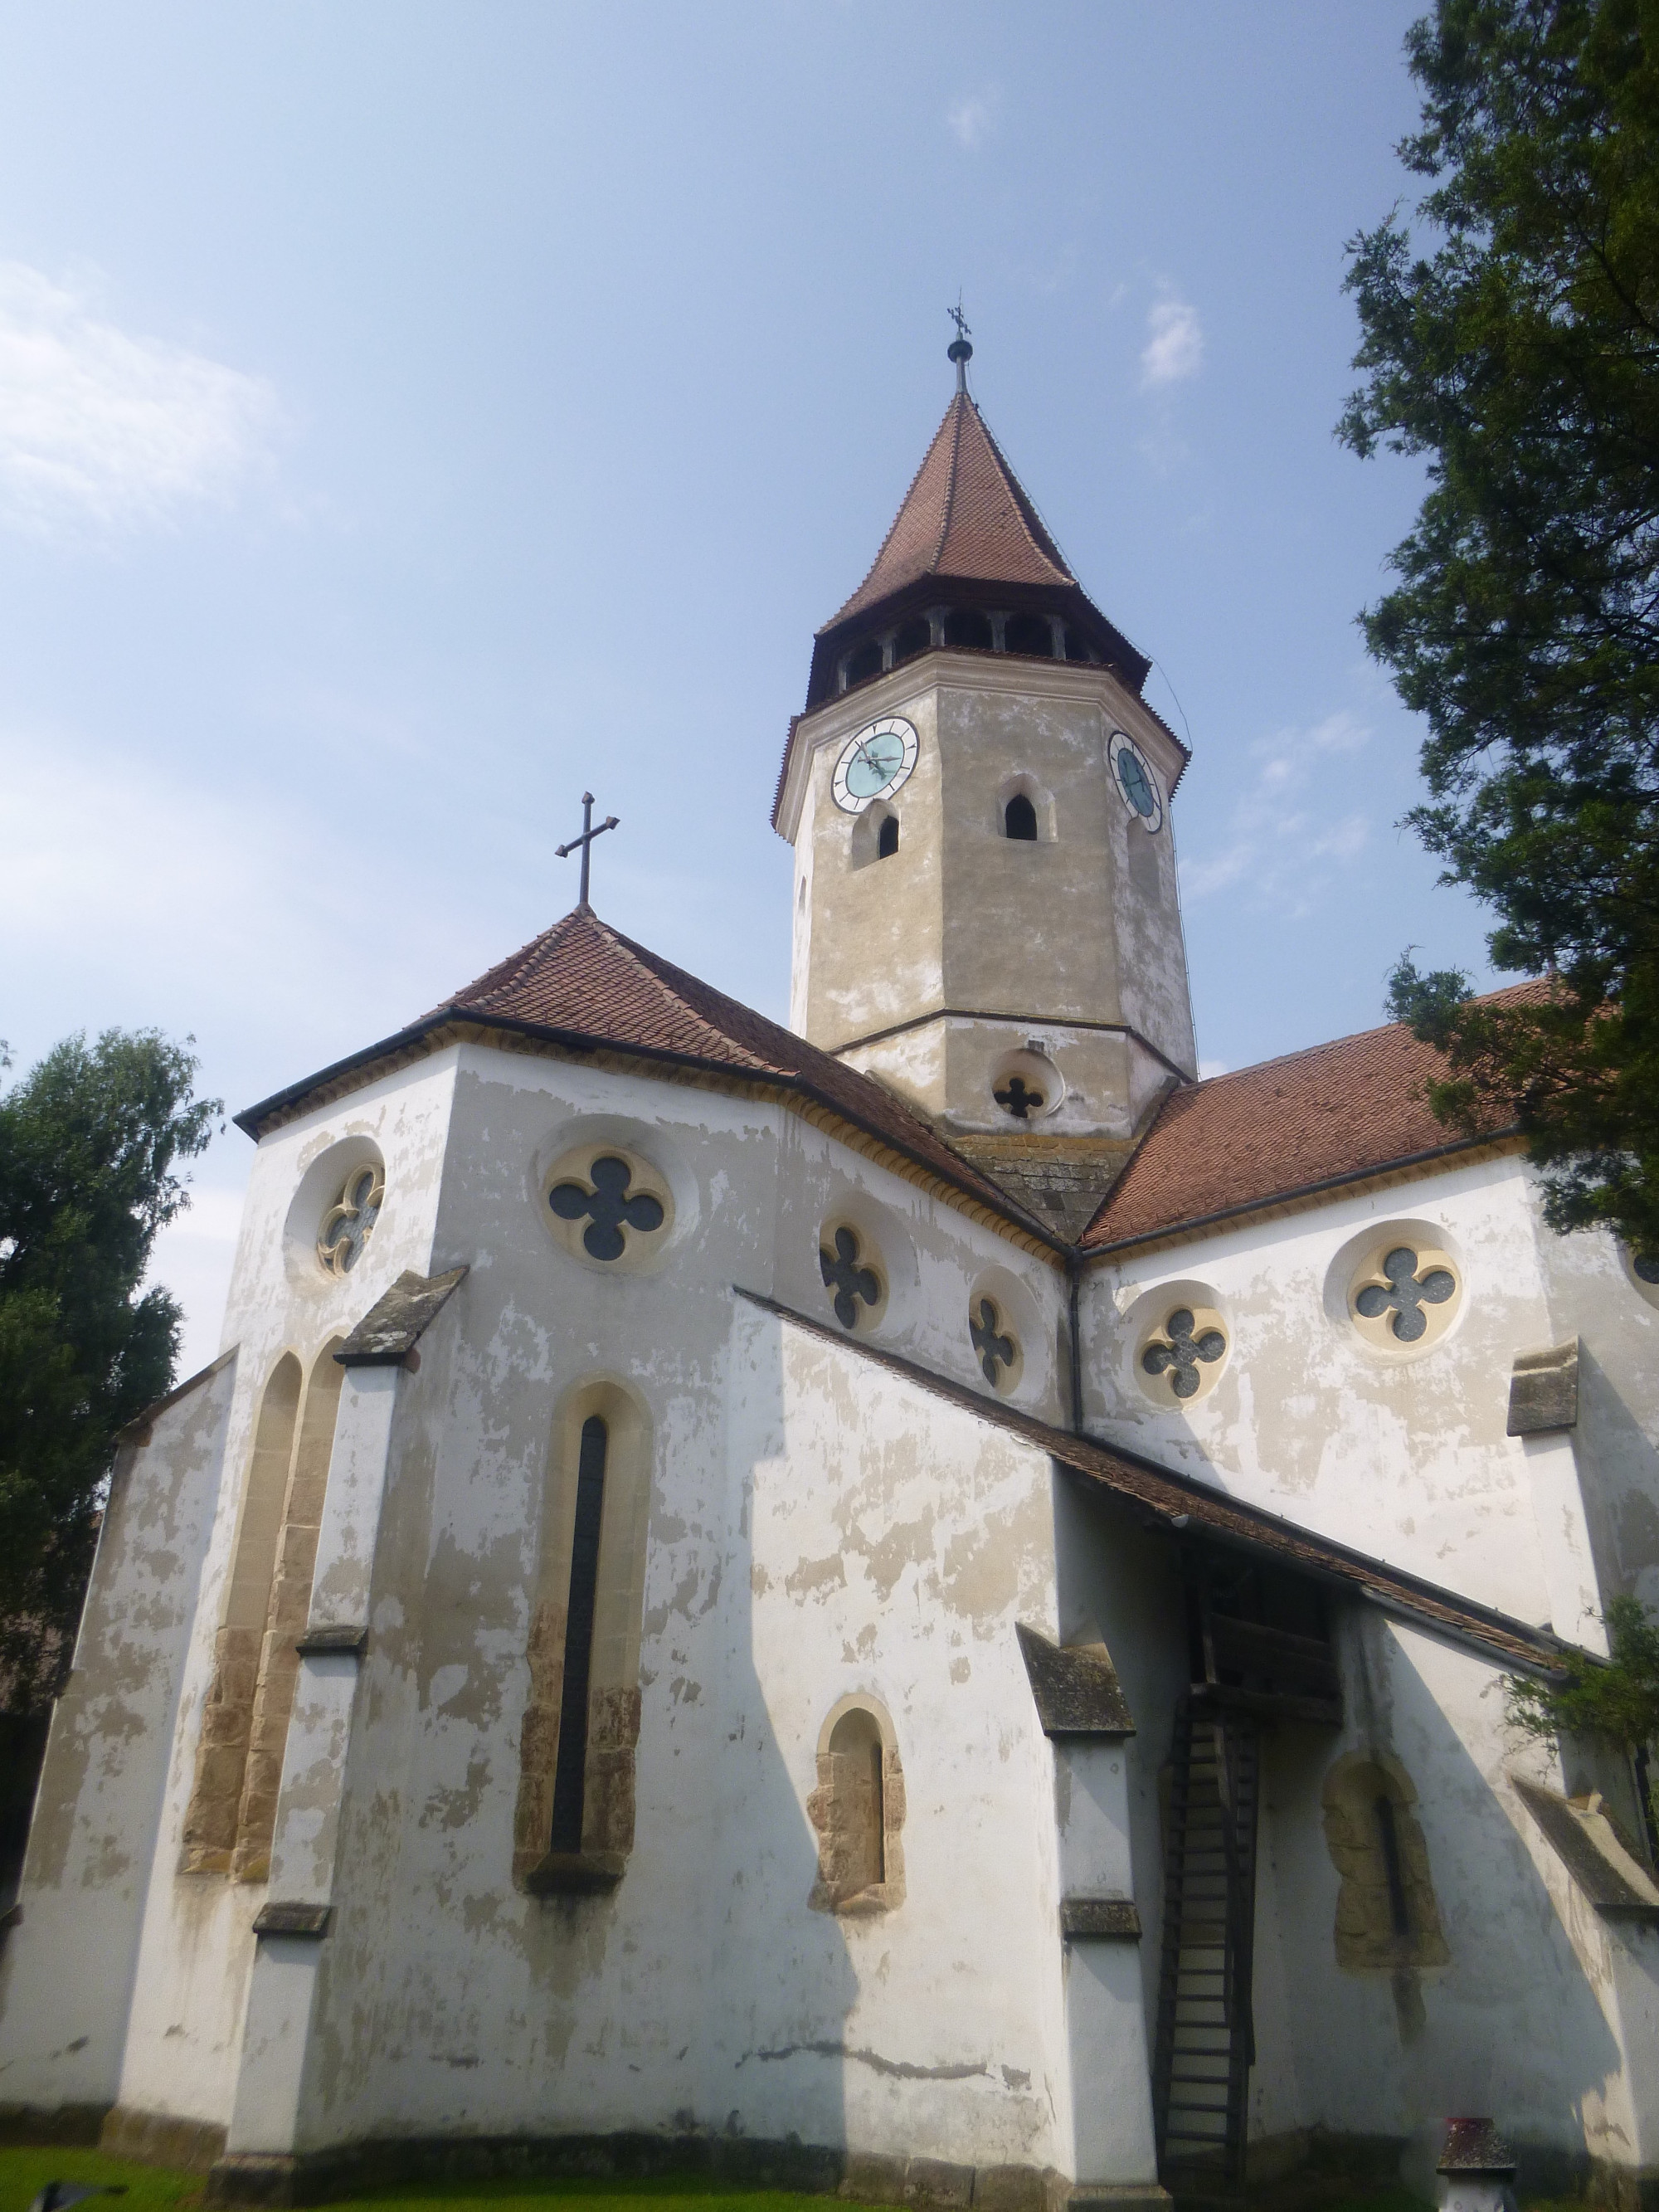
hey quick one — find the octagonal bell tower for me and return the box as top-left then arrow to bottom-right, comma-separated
771,337 -> 1196,1230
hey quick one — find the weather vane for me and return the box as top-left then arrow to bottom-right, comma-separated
555,791 -> 619,909
947,295 -> 973,391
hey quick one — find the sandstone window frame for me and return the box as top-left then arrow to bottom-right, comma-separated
807,1694 -> 906,1917
180,1343 -> 345,1880
515,1377 -> 652,1896
1321,1751 -> 1449,1972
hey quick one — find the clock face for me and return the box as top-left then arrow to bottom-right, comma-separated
832,716 -> 919,815
1108,729 -> 1163,833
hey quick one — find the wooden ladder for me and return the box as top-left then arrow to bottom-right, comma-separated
1151,1693 -> 1261,2200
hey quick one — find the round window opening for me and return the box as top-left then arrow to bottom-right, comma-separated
991,1048 -> 1061,1123
820,1222 -> 887,1333
318,1162 -> 385,1277
969,1295 -> 1022,1394
1623,1244 -> 1659,1309
1138,1303 -> 1228,1404
547,1148 -> 672,1265
1348,1241 -> 1461,1353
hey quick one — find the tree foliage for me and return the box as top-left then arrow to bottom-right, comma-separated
1342,0 -> 1659,1255
1506,1595 -> 1659,1828
0,1030 -> 219,1711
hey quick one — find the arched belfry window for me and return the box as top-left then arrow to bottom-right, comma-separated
515,1382 -> 651,1893
1004,792 -> 1038,841
878,814 -> 899,859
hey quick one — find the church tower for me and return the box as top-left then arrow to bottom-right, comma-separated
772,335 -> 1196,1229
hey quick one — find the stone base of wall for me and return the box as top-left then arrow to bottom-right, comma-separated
103,2105 -> 230,2173
0,2102 -> 109,2147
202,2129 -> 1165,2212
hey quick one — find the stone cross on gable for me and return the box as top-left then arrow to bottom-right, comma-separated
556,792 -> 620,909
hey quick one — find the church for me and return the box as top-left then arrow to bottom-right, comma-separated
4,338 -> 1659,2212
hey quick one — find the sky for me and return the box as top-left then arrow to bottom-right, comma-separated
0,2 -> 1500,1376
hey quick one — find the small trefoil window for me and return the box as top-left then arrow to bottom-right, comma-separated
318,1164 -> 385,1276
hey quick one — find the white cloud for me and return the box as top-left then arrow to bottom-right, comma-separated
1140,292 -> 1203,389
0,263 -> 280,537
947,91 -> 997,150
1198,1058 -> 1230,1080
1180,711 -> 1373,919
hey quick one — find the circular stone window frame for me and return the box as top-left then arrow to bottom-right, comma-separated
1107,728 -> 1165,834
283,1133 -> 388,1298
1326,1218 -> 1466,1363
537,1118 -> 693,1279
1618,1242 -> 1659,1311
990,1046 -> 1065,1125
1126,1278 -> 1232,1409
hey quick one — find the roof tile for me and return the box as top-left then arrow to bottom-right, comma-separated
825,392 -> 1076,630
1081,1001 -> 1529,1250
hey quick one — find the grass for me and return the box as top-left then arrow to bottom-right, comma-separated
0,2150 -> 902,2212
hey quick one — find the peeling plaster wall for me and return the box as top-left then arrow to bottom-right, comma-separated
1260,1610 -> 1656,2167
1080,1154 -> 1634,1635
0,1357 -> 236,2116
243,1042 -> 1081,2167
107,1055 -> 460,2132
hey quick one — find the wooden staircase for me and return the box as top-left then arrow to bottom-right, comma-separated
1151,1553 -> 1342,2200
1151,1698 -> 1260,2198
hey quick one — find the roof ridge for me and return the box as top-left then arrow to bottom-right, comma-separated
426,907 -> 586,1019
830,398 -> 958,628
1185,978 -> 1548,1094
968,399 -> 1074,582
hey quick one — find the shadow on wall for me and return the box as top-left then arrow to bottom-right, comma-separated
1263,1607 -> 1623,2190
1576,1344 -> 1659,1610
280,1237 -> 861,2165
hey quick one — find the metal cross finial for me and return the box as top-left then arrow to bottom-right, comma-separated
947,295 -> 973,392
555,791 -> 620,909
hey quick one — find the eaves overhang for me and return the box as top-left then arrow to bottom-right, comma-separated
736,1285 -> 1575,1680
771,646 -> 1190,842
236,1011 -> 1072,1261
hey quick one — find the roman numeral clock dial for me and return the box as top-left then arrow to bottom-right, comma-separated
832,716 -> 919,813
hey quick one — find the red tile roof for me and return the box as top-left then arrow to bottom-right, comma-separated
1081,1003 -> 1525,1252
240,907 -> 1060,1244
825,392 -> 1077,630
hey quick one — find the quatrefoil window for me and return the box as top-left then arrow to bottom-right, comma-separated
820,1225 -> 883,1332
318,1164 -> 384,1277
1140,1306 -> 1228,1402
549,1155 -> 665,1262
970,1297 -> 1018,1390
1347,1243 -> 1461,1352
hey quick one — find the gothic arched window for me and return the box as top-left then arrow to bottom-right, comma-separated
515,1384 -> 651,1893
878,814 -> 899,859
1004,792 -> 1038,841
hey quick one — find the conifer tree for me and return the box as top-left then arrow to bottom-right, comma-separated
1341,0 -> 1659,1255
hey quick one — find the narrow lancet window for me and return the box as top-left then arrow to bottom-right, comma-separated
1005,792 -> 1038,841
548,1415 -> 608,1852
878,814 -> 899,859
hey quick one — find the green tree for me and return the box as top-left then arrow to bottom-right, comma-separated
0,1029 -> 219,1713
1506,1594 -> 1659,1834
1340,0 -> 1659,1256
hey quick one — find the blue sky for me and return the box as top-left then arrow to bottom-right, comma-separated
0,2 -> 1496,1371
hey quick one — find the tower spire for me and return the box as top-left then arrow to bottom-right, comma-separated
946,296 -> 973,395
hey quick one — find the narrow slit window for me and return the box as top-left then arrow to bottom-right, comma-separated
1375,1793 -> 1411,1937
548,1415 -> 608,1852
1005,793 -> 1038,841
878,814 -> 899,859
